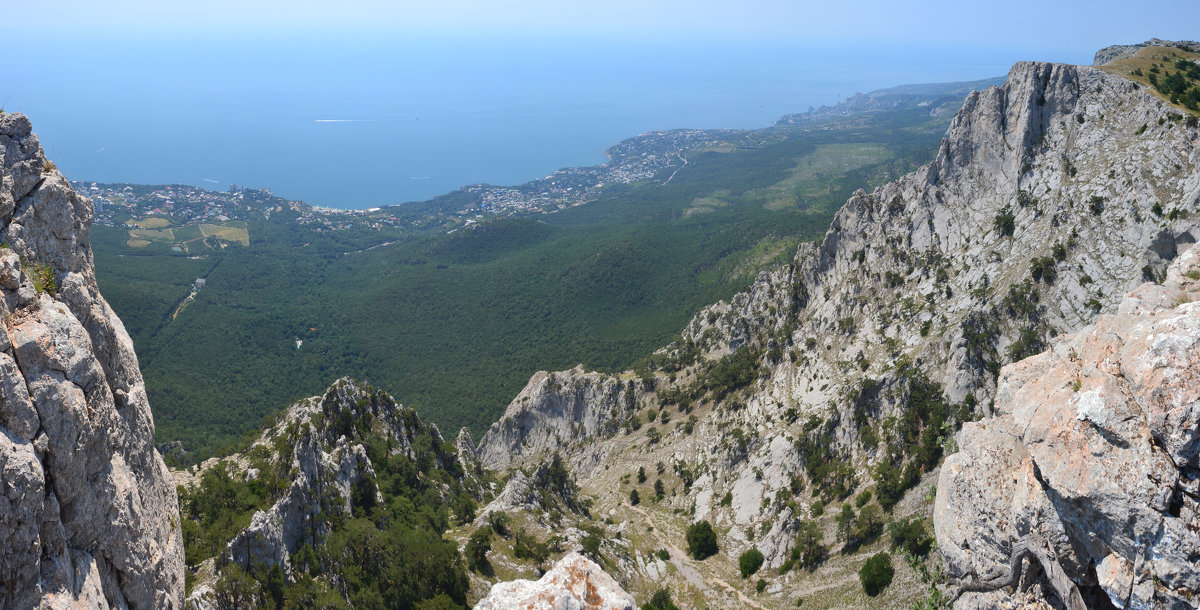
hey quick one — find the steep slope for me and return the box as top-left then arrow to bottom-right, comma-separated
179,378 -> 475,609
936,242 -> 1200,609
0,112 -> 184,607
473,57 -> 1200,606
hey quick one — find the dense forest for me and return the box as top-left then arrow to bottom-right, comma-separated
94,91 -> 969,459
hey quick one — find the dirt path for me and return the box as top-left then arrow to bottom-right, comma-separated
662,152 -> 688,184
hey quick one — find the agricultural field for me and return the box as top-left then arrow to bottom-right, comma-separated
124,219 -> 249,251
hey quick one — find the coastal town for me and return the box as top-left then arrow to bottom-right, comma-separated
75,127 -> 738,236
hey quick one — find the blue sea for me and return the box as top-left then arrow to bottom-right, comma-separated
1,34 -> 1091,209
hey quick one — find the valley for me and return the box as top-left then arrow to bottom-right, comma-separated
88,79 -> 993,459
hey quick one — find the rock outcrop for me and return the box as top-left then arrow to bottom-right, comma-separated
475,551 -> 637,610
183,378 -> 460,607
935,242 -> 1200,609
477,365 -> 646,470
0,112 -> 184,607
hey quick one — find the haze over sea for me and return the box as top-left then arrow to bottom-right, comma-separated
2,35 -> 1091,209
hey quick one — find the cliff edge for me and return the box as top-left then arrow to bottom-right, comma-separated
0,112 -> 184,608
936,241 -> 1200,609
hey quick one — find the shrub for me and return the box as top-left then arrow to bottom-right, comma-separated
42,160 -> 56,173
859,552 -> 895,596
1030,256 -> 1057,283
1088,195 -> 1104,215
686,521 -> 718,560
580,526 -> 603,561
755,579 -> 767,593
993,206 -> 1015,237
643,588 -> 679,610
889,517 -> 932,558
854,490 -> 872,508
739,548 -> 765,578
810,500 -> 824,517
656,549 -> 670,561
630,489 -> 640,505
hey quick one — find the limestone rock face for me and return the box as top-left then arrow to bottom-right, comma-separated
477,365 -> 646,470
0,113 -> 184,608
474,551 -> 637,610
935,242 -> 1200,609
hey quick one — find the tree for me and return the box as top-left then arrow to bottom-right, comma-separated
654,479 -> 665,501
792,519 -> 826,569
853,503 -> 885,545
637,466 -> 647,484
835,503 -> 856,543
860,552 -> 895,596
466,526 -> 493,576
630,489 -> 640,506
889,517 -> 932,558
686,521 -> 718,560
739,549 -> 765,578
993,205 -> 1015,237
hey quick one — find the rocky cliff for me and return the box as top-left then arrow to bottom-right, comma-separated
475,552 -> 637,610
0,113 -> 184,607
936,241 -> 1200,609
477,365 -> 646,471
473,56 -> 1200,606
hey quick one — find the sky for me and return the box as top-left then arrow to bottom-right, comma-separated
4,0 -> 1198,207
8,0 -> 1199,52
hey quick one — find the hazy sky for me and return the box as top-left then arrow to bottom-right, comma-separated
10,0 -> 1199,53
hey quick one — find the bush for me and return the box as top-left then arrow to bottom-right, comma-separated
739,548 -> 765,578
643,588 -> 679,610
859,552 -> 895,596
889,517 -> 932,558
686,521 -> 718,560
854,490 -> 872,508
630,489 -> 640,505
656,549 -> 670,561
993,206 -> 1015,237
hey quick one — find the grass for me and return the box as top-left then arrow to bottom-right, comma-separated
127,217 -> 172,229
1099,45 -> 1200,116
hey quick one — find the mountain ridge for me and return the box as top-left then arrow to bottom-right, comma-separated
469,56 -> 1200,607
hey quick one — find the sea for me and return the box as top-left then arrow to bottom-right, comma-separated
1,34 -> 1091,210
